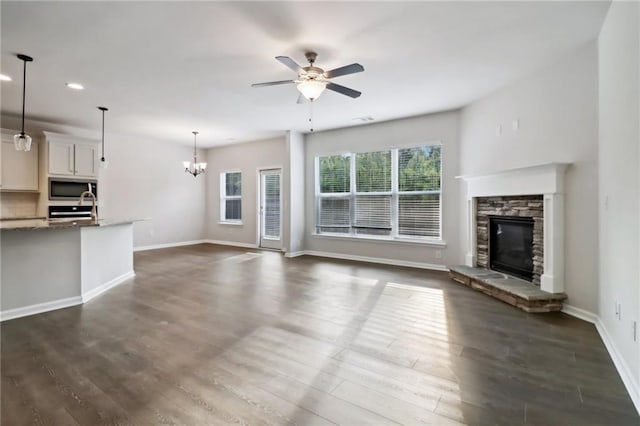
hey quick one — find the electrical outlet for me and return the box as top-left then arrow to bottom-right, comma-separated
435,250 -> 443,260
512,119 -> 519,130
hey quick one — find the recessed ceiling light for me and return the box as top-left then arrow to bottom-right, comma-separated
66,82 -> 84,90
0,74 -> 12,81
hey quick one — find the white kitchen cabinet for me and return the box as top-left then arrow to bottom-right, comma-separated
74,142 -> 98,177
48,140 -> 74,175
47,134 -> 98,178
1,140 -> 39,191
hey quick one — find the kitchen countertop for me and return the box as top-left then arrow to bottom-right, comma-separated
0,218 -> 145,231
0,216 -> 47,221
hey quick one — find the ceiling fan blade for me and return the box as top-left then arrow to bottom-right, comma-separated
326,82 -> 362,98
276,56 -> 304,74
251,80 -> 295,87
324,63 -> 364,79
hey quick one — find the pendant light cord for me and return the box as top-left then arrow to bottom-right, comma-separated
193,131 -> 198,163
101,110 -> 105,160
98,106 -> 108,162
20,58 -> 27,135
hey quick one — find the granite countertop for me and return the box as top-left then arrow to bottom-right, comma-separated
0,218 -> 145,231
0,216 -> 47,221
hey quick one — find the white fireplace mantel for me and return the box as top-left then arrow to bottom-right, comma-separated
456,162 -> 570,294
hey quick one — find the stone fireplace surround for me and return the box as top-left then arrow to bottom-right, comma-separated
458,163 -> 569,294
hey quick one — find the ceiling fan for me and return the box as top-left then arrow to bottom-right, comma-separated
251,52 -> 364,102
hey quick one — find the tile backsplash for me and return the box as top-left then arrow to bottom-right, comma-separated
1,193 -> 39,218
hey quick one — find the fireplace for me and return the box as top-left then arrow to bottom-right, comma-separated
476,195 -> 544,285
489,216 -> 534,281
458,163 -> 569,294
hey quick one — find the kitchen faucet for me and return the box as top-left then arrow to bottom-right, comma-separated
78,190 -> 98,221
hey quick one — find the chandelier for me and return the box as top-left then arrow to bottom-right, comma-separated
183,131 -> 207,177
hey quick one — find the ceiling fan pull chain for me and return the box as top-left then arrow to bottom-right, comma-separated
309,99 -> 314,132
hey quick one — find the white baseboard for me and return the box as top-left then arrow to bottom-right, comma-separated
0,272 -> 135,322
595,318 -> 640,414
0,296 -> 83,322
205,239 -> 258,249
562,305 -> 639,414
300,250 -> 449,272
82,271 -> 135,303
561,304 -> 598,323
134,239 -> 209,252
284,250 -> 307,258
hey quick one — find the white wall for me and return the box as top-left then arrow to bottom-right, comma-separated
459,42 -> 599,313
205,137 -> 286,246
285,131 -> 305,254
99,134 -> 207,248
304,111 -> 462,267
598,0 -> 640,398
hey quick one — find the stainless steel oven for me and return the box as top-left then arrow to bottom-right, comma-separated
49,178 -> 97,201
48,205 -> 96,220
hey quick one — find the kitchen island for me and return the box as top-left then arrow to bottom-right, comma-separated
1,218 -> 140,321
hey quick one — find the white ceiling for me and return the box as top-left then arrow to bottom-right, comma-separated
0,1 -> 609,147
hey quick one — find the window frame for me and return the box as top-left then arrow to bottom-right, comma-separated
220,170 -> 243,224
314,142 -> 443,243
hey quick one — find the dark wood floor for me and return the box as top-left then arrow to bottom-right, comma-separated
2,244 -> 638,425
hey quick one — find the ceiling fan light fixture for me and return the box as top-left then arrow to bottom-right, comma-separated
297,79 -> 326,100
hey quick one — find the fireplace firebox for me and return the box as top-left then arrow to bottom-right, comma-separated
489,216 -> 534,281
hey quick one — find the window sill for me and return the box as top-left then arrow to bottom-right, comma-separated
311,233 -> 447,247
219,221 -> 243,226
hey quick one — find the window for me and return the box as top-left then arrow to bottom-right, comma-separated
317,155 -> 351,234
316,144 -> 442,240
398,146 -> 441,238
354,151 -> 392,236
221,172 -> 242,222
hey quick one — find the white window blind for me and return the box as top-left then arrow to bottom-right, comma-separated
354,151 -> 392,236
317,155 -> 351,234
221,172 -> 242,222
398,146 -> 441,238
263,174 -> 280,238
316,144 -> 442,240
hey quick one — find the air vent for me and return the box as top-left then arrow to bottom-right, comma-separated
353,116 -> 375,123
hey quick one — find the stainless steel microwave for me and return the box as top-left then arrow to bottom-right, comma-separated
49,178 -> 97,201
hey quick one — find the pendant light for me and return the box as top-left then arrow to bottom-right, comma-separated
97,106 -> 109,168
13,54 -> 33,151
183,131 -> 207,177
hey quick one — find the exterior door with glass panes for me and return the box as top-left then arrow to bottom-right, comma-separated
259,169 -> 282,249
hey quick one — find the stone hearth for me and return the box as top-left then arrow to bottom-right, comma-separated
449,265 -> 567,312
